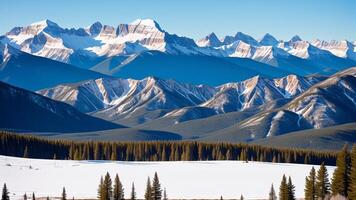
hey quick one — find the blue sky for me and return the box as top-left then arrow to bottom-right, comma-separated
1,0 -> 355,41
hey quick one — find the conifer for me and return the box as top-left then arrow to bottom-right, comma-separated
348,145 -> 356,200
103,172 -> 113,200
98,176 -> 104,200
288,176 -> 296,200
113,174 -> 124,200
144,177 -> 152,200
130,183 -> 136,200
316,162 -> 330,200
279,175 -> 288,200
305,167 -> 316,200
32,193 -> 35,200
24,193 -> 27,200
152,172 -> 162,200
331,144 -> 350,197
1,184 -> 9,200
269,184 -> 277,200
62,187 -> 67,200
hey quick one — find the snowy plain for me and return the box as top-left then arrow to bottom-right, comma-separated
0,155 -> 335,199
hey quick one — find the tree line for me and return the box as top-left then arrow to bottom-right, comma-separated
0,131 -> 338,165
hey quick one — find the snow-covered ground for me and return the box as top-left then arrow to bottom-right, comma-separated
0,155 -> 335,199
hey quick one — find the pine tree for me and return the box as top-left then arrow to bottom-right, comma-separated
288,176 -> 296,200
331,144 -> 350,197
103,172 -> 113,200
152,172 -> 162,200
240,194 -> 244,200
316,162 -> 330,200
32,193 -> 35,200
144,177 -> 152,200
279,175 -> 288,200
46,196 -> 49,200
98,176 -> 104,200
349,145 -> 356,200
163,188 -> 167,200
24,193 -> 27,200
220,196 -> 223,200
113,174 -> 124,200
1,184 -> 9,200
130,183 -> 136,200
305,167 -> 316,200
269,184 -> 277,200
62,187 -> 67,200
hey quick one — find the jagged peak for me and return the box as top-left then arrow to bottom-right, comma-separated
206,32 -> 219,39
289,35 -> 302,43
234,32 -> 258,45
89,21 -> 103,35
30,19 -> 59,27
259,33 -> 278,46
129,18 -> 163,31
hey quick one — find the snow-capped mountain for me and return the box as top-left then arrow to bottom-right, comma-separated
196,32 -> 222,47
37,67 -> 356,141
1,19 -> 199,69
214,67 -> 356,140
201,74 -> 322,114
1,19 -> 355,72
259,33 -> 279,46
39,76 -> 217,114
39,72 -> 325,125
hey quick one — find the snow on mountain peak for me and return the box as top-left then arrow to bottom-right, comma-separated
30,19 -> 59,28
197,32 -> 222,47
130,18 -> 162,30
234,32 -> 259,46
259,33 -> 278,46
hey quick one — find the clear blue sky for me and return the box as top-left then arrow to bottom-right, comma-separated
1,0 -> 355,41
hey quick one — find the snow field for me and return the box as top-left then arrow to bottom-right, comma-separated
0,156 -> 335,199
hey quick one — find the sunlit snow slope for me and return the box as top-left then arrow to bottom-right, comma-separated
0,156 -> 335,199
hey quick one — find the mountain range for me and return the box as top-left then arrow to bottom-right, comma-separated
1,19 -> 356,87
0,19 -> 355,149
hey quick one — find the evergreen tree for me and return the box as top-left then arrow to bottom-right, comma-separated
152,172 -> 162,200
288,176 -> 296,200
144,177 -> 152,200
130,183 -> 136,200
331,145 -> 350,197
316,162 -> 330,200
113,174 -> 124,200
32,193 -> 35,200
1,184 -> 9,200
163,188 -> 167,200
98,176 -> 104,200
62,187 -> 67,200
24,193 -> 27,200
349,145 -> 356,200
220,196 -> 223,200
269,184 -> 277,200
305,167 -> 316,200
46,196 -> 49,200
103,172 -> 113,200
240,194 -> 244,200
279,175 -> 289,200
